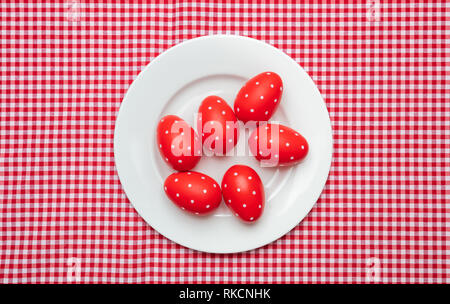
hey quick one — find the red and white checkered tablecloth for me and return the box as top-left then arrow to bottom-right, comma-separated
1,1 -> 449,284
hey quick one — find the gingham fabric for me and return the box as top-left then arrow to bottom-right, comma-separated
1,1 -> 449,284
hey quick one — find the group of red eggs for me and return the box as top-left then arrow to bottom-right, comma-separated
157,72 -> 309,223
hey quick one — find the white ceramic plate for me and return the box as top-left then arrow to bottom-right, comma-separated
114,35 -> 332,253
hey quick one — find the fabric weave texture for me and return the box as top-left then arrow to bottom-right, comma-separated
0,1 -> 449,283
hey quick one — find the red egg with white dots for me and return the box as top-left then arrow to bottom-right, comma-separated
164,171 -> 222,215
234,72 -> 283,123
157,115 -> 202,171
197,95 -> 239,155
248,123 -> 309,167
221,165 -> 265,223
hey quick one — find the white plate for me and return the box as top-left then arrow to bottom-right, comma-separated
114,35 -> 333,253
